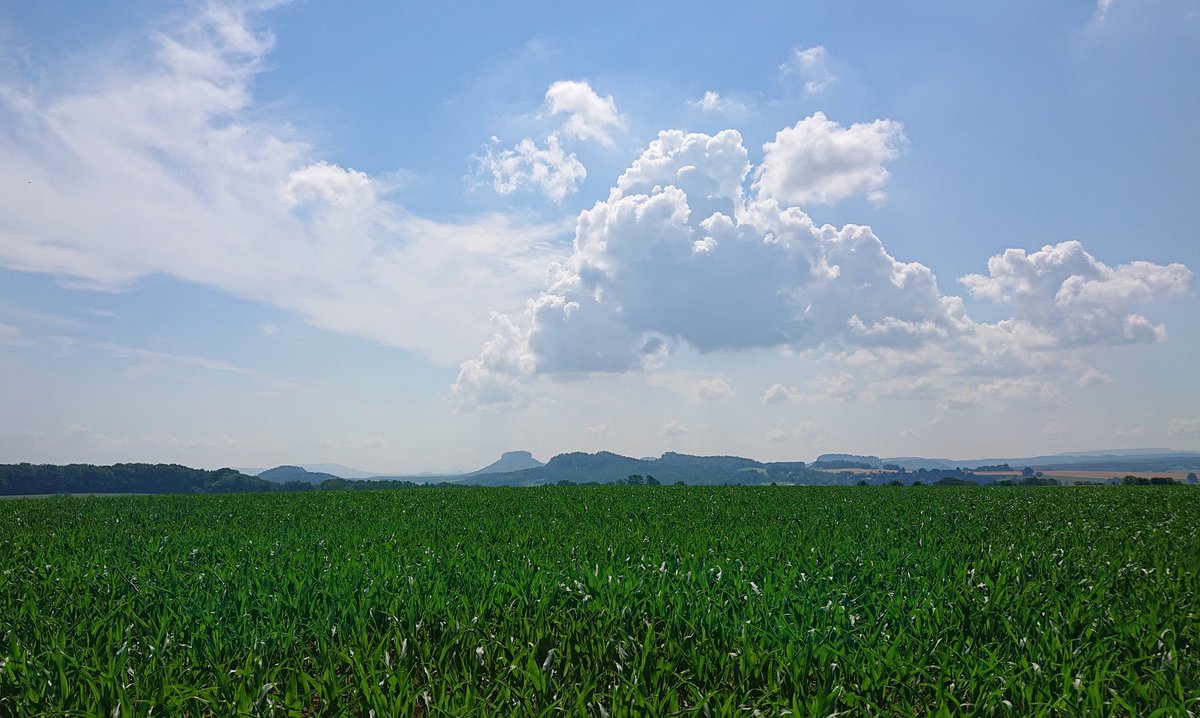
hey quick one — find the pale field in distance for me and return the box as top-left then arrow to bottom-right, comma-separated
816,470 -> 1195,483
976,470 -> 1192,483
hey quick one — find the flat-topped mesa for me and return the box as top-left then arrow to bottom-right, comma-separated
469,451 -> 545,476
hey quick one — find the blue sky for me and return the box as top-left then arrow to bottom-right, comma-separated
1,0 -> 1196,473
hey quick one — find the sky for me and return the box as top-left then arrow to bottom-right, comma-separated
1,0 -> 1197,473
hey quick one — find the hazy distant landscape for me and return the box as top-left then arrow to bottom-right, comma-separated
4,447 -> 1198,496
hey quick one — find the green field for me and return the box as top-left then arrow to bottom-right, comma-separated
1,486 -> 1197,716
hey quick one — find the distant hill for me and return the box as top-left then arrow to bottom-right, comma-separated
467,451 -> 544,476
957,450 -> 1200,472
238,464 -> 390,479
465,451 -> 823,487
0,463 -> 455,496
1008,451 -> 1200,472
0,463 -> 280,496
257,465 -> 342,484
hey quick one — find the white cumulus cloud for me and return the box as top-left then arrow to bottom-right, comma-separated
763,384 -> 803,405
452,313 -> 537,410
474,134 -> 587,202
959,241 -> 1192,348
753,112 -> 907,206
281,162 -> 375,207
473,80 -> 622,201
544,80 -> 622,145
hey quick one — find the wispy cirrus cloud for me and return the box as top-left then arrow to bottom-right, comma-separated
0,2 -> 564,366
0,323 -> 29,346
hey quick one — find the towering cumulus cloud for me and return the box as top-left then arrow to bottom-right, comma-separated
454,116 -> 1190,409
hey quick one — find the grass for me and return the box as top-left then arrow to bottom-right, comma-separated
1,485 -> 1197,716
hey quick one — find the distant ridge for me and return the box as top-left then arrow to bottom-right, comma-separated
875,449 -> 1200,472
233,447 -> 1199,487
464,451 -> 818,487
1053,448 -> 1186,457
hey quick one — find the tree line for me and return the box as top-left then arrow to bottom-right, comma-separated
0,464 -> 458,496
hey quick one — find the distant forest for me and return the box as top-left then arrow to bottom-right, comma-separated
0,464 -> 435,496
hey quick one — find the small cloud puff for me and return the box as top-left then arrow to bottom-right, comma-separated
545,80 -> 623,146
762,374 -> 856,404
763,384 -> 803,405
281,162 -> 375,207
765,420 -> 819,445
474,80 -> 622,201
1077,368 -> 1112,387
474,134 -> 586,203
649,373 -> 737,400
319,436 -> 385,450
660,420 -> 689,437
780,45 -> 836,94
689,91 -> 747,114
1169,418 -> 1199,437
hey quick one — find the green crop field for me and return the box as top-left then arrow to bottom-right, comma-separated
1,486 -> 1197,716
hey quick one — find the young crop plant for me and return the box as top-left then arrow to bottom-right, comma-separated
0,486 -> 1196,716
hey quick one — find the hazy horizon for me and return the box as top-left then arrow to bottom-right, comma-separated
2,1 -> 1197,474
